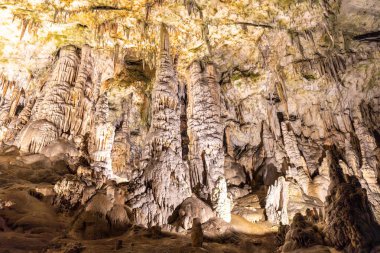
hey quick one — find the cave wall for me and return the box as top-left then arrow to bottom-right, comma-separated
0,2 -> 378,250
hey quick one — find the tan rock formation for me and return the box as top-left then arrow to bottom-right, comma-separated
127,25 -> 191,227
187,60 -> 231,222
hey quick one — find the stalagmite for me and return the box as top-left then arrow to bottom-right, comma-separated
89,94 -> 115,177
281,121 -> 310,193
111,97 -> 132,179
127,25 -> 191,227
33,45 -> 80,129
265,176 -> 289,225
191,218 -> 204,247
281,213 -> 324,252
187,60 -> 231,222
323,147 -> 380,252
15,46 -> 80,153
308,151 -> 331,203
352,108 -> 380,222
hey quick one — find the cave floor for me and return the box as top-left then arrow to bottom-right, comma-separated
0,147 -> 281,253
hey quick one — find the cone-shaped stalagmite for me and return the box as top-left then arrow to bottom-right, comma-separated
127,24 -> 191,226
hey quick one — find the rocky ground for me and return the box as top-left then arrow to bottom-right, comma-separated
0,146 -> 280,253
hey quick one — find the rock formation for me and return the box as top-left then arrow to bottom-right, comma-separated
191,218 -> 204,247
0,0 -> 379,252
187,60 -> 231,222
281,213 -> 324,252
15,45 -> 80,153
323,147 -> 380,252
126,25 -> 191,227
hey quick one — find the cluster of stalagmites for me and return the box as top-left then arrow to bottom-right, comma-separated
0,24 -> 232,235
276,148 -> 380,252
126,25 -> 192,227
0,23 -> 379,253
1,45 -> 114,176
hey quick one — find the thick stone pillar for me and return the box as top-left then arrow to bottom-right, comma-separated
187,60 -> 231,222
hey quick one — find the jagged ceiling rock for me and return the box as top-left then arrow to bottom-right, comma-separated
338,0 -> 380,34
1,0 -> 376,79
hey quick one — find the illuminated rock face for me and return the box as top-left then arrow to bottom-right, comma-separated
126,26 -> 192,227
0,2 -> 379,252
16,46 -> 79,153
187,61 -> 231,222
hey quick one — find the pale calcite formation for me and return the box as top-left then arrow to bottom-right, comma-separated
127,26 -> 191,227
89,94 -> 115,177
281,121 -> 310,193
176,195 -> 214,230
15,46 -> 79,153
0,0 -> 378,244
265,176 -> 289,225
71,45 -> 95,136
32,46 -> 79,132
187,60 -> 231,222
308,153 -> 331,203
111,95 -> 136,180
352,109 -> 380,222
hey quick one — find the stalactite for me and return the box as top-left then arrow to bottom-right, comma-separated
20,18 -> 30,40
8,87 -> 23,117
293,50 -> 372,83
4,95 -> 36,144
2,80 -> 10,98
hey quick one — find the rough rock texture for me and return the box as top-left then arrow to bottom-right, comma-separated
53,174 -> 86,210
70,185 -> 130,240
0,0 -> 379,252
187,60 -> 231,222
176,195 -> 214,230
232,194 -> 265,223
281,213 -> 324,252
191,218 -> 204,247
126,26 -> 191,227
323,147 -> 380,252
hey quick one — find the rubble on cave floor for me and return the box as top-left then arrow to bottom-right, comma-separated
0,148 -> 278,253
